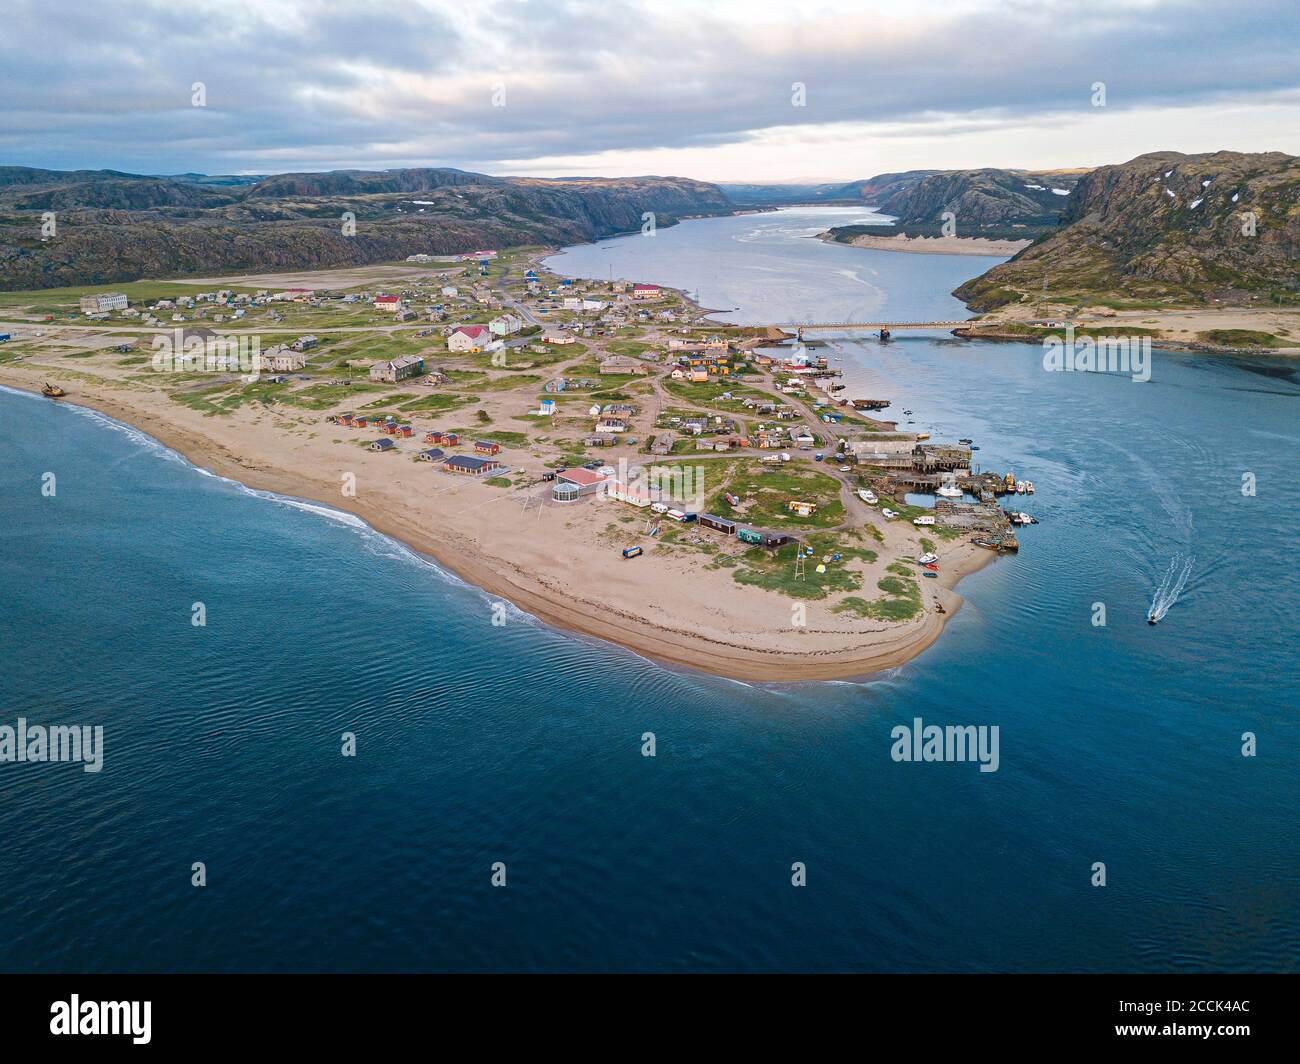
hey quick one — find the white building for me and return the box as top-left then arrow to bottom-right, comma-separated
79,293 -> 128,313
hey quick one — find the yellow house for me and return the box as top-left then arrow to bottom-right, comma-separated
787,500 -> 817,517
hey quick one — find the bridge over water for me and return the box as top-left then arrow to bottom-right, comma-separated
771,321 -> 980,339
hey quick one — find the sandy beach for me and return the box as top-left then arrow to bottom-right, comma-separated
0,359 -> 992,682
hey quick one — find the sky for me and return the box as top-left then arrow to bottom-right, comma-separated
2,0 -> 1297,182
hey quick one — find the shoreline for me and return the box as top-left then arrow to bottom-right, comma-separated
1,377 -> 994,683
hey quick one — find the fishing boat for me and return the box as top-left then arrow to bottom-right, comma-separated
959,438 -> 973,445
857,489 -> 877,505
1025,481 -> 1035,494
937,481 -> 963,498
41,383 -> 67,398
918,552 -> 938,565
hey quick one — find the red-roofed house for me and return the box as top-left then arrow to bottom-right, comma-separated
631,284 -> 661,300
373,295 -> 402,312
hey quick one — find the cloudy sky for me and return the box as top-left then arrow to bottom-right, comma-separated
3,0 -> 1297,181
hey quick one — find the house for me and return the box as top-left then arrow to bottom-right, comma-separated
373,295 -> 402,312
79,293 -> 128,313
599,355 -> 648,375
555,467 -> 607,497
263,347 -> 309,372
631,284 -> 660,300
338,413 -> 355,427
541,328 -> 575,345
291,335 -> 318,352
787,500 -> 817,517
440,286 -> 459,298
369,355 -> 425,383
417,448 -> 445,462
595,417 -> 628,434
489,313 -> 523,336
398,424 -> 414,438
650,434 -> 674,455
369,438 -> 398,452
448,325 -> 490,352
473,440 -> 501,455
690,369 -> 709,383
535,399 -> 556,416
669,367 -> 686,380
443,455 -> 503,476
426,430 -> 460,446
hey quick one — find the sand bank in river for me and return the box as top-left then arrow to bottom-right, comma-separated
822,232 -> 1032,257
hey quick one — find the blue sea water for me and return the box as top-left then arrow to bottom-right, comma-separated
1,208 -> 1297,972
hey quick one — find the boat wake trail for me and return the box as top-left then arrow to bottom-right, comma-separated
1148,554 -> 1194,624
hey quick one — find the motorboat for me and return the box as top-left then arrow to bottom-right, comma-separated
42,382 -> 67,398
1025,481 -> 1035,494
936,481 -> 963,498
857,489 -> 877,505
918,552 -> 938,565
881,508 -> 898,519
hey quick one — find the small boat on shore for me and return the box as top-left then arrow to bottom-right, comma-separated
42,383 -> 67,398
912,515 -> 936,526
918,552 -> 938,565
857,489 -> 877,505
881,507 -> 898,519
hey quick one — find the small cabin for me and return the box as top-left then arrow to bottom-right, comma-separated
369,438 -> 397,452
399,425 -> 414,438
417,448 -> 445,462
352,416 -> 369,428
622,546 -> 643,559
474,440 -> 501,456
338,413 -> 354,426
698,513 -> 737,536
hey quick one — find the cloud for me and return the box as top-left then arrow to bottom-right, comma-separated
0,0 -> 1296,177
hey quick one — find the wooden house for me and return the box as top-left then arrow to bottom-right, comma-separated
369,438 -> 397,452
474,440 -> 501,456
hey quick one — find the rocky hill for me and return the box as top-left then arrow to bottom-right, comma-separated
816,168 -> 1086,243
956,151 -> 1300,309
0,167 -> 732,290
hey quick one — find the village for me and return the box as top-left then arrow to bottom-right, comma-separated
0,247 -> 1037,675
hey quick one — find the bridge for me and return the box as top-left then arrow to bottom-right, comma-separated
771,321 -> 977,340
